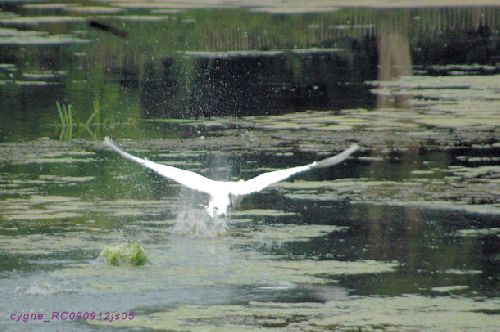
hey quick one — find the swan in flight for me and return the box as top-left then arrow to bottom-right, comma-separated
104,137 -> 358,218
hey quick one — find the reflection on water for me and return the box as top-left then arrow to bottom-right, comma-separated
1,5 -> 499,138
0,2 -> 499,331
376,25 -> 412,108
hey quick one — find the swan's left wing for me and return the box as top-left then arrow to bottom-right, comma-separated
104,137 -> 218,194
230,144 -> 359,196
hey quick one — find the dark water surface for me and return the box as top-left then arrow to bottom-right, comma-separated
0,2 -> 499,331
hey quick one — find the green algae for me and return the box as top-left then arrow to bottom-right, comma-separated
111,15 -> 170,22
277,174 -> 500,215
87,295 -> 500,331
186,75 -> 499,146
454,227 -> 500,237
64,6 -> 124,14
0,34 -> 88,46
2,211 -> 83,221
22,4 -> 78,10
0,60 -> 498,332
55,252 -> 397,292
0,231 -> 104,255
430,285 -> 469,293
444,269 -> 482,275
51,224 -> 398,293
0,16 -> 86,25
246,224 -> 346,243
100,242 -> 148,266
231,209 -> 297,217
0,195 -> 171,221
0,6 -> 498,332
38,175 -> 95,183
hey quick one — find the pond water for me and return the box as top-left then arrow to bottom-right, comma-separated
0,2 -> 499,331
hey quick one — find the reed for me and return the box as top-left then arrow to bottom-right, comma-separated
56,101 -> 74,128
55,100 -> 129,140
86,100 -> 101,127
56,101 -> 75,140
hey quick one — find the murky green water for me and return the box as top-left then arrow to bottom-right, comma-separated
0,2 -> 499,331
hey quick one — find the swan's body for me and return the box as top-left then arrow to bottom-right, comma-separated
104,137 -> 358,217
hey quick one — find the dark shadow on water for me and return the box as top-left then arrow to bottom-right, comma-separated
141,47 -> 377,118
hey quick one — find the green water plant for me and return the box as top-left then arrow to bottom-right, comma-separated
55,100 -> 128,140
83,100 -> 103,138
56,101 -> 74,140
86,100 -> 101,128
100,242 -> 148,266
56,101 -> 74,127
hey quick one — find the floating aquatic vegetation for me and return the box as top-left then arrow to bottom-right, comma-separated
247,224 -> 347,244
110,15 -> 169,22
0,7 -> 498,332
0,63 -> 17,72
54,249 -> 397,296
251,6 -> 339,14
0,194 -> 171,222
64,6 -> 125,14
0,16 -> 86,25
278,173 -> 500,215
430,285 -> 469,293
0,27 -> 47,37
443,269 -> 482,275
0,232 -> 100,256
181,76 -> 499,146
150,9 -> 184,14
108,2 -> 226,9
453,227 -> 500,237
22,4 -> 78,10
100,242 -> 148,266
1,211 -> 82,221
38,175 -> 95,183
0,195 -> 88,221
0,23 -> 88,46
8,156 -> 95,165
423,64 -> 497,75
22,71 -> 65,81
87,295 -> 500,331
13,80 -> 59,86
231,209 -> 297,217
0,34 -> 88,46
0,140 -> 99,166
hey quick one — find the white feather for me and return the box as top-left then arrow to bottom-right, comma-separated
104,137 -> 358,217
104,137 -> 218,194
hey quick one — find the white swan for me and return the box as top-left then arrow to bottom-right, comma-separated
104,137 -> 358,218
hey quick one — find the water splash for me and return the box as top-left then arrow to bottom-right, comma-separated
171,190 -> 228,237
15,281 -> 61,296
172,208 -> 228,237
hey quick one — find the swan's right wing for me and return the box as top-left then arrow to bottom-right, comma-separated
104,137 -> 217,194
231,144 -> 359,196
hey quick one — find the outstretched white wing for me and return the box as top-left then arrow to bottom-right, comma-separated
104,137 -> 218,194
230,144 -> 359,196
